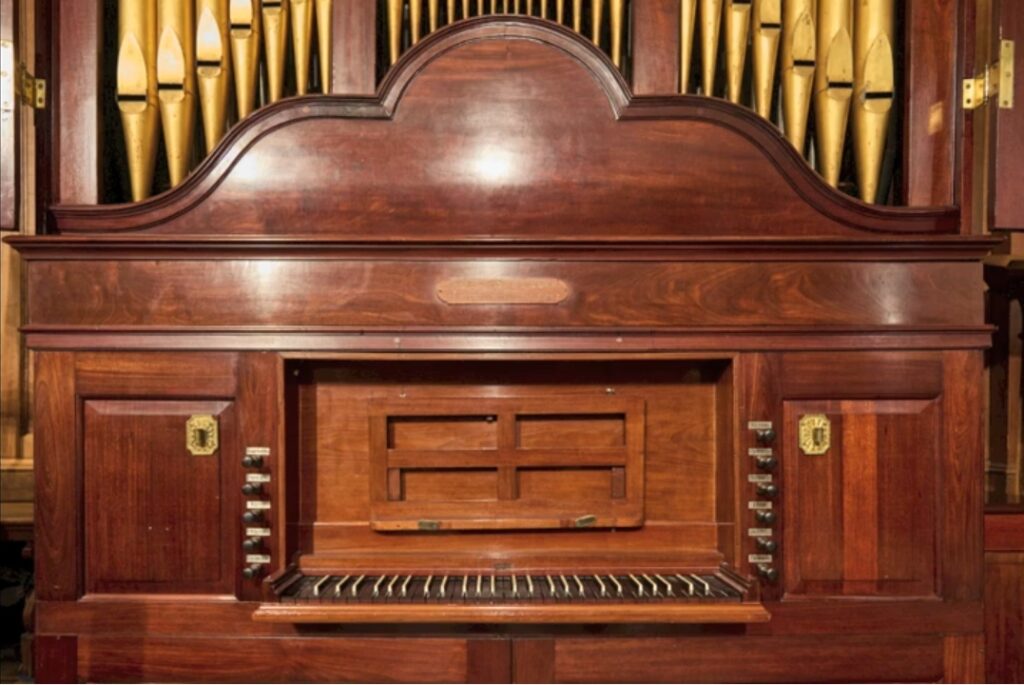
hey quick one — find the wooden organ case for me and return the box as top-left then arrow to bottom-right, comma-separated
10,8 -> 1003,684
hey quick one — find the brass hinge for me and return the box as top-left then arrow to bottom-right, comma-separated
964,39 -> 1015,110
15,61 -> 45,109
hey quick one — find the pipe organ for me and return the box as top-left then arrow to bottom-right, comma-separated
12,2 -> 1004,682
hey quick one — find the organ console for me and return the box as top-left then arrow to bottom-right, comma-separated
7,1 -> 1016,682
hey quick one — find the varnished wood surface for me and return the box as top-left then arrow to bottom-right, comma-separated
20,260 -> 985,330
631,0 -> 679,94
46,19 -> 960,238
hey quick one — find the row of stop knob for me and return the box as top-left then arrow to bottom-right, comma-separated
751,425 -> 779,583
241,449 -> 271,580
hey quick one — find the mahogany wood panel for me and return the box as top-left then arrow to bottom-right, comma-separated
74,351 -> 238,397
984,550 -> 1024,683
34,351 -> 77,600
942,350 -> 985,601
544,634 -> 945,682
903,0 -> 958,207
466,639 -> 512,684
994,0 -> 1024,229
82,399 -> 235,594
37,597 -> 984,638
23,260 -> 985,330
77,636 -> 477,683
782,399 -> 940,598
631,0 -> 680,94
331,0 -> 376,95
943,633 -> 985,683
49,19 -> 958,238
295,360 -> 726,563
512,639 -> 555,684
35,634 -> 77,684
52,0 -> 100,204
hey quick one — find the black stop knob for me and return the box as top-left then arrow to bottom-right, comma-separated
242,564 -> 263,580
242,537 -> 263,551
756,483 -> 779,498
757,564 -> 779,583
755,428 -> 777,445
242,483 -> 263,495
755,510 -> 776,525
242,510 -> 263,524
756,455 -> 778,471
756,538 -> 778,553
242,455 -> 264,468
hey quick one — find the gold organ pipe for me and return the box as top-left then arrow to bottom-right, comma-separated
781,0 -> 815,153
541,0 -> 548,18
813,0 -> 853,187
610,0 -> 624,67
463,0 -> 470,17
557,1 -> 565,23
196,0 -> 230,152
429,0 -> 440,30
315,0 -> 332,93
751,0 -> 781,118
229,0 -> 261,118
411,1 -> 423,45
387,0 -> 401,65
853,0 -> 894,203
448,0 -> 457,23
478,0 -> 484,15
699,0 -> 722,95
573,0 -> 582,32
679,0 -> 696,92
262,0 -> 288,102
591,0 -> 603,45
156,0 -> 194,188
117,0 -> 159,201
525,0 -> 533,14
724,0 -> 752,103
291,0 -> 313,95
490,0 -> 498,13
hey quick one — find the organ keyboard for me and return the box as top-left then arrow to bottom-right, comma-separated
255,565 -> 768,624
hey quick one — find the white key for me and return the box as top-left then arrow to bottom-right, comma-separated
628,574 -> 644,597
476,575 -> 483,597
609,575 -> 623,597
573,575 -> 585,597
595,575 -> 607,597
511,575 -> 519,597
461,575 -> 469,598
655,574 -> 675,596
333,574 -> 351,597
424,574 -> 434,598
526,575 -> 535,596
400,575 -> 413,598
560,574 -> 572,597
642,574 -> 660,596
490,574 -> 496,596
546,575 -> 557,597
693,574 -> 711,596
675,574 -> 694,596
312,575 -> 331,597
386,575 -> 400,597
372,576 -> 387,598
351,574 -> 366,597
440,575 -> 449,597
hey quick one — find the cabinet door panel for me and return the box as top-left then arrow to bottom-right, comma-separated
783,399 -> 939,598
84,399 -> 235,594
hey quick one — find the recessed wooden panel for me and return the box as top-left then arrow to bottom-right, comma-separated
402,469 -> 498,502
782,399 -> 940,598
517,414 -> 626,450
83,399 -> 235,594
369,397 -> 645,531
295,360 -> 728,561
